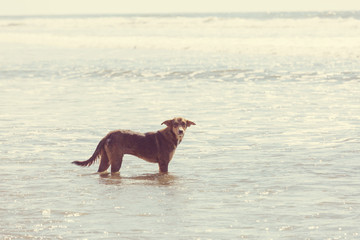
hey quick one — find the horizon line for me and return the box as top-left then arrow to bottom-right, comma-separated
1,10 -> 359,17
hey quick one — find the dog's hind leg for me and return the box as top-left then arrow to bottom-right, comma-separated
98,151 -> 110,173
111,154 -> 123,173
104,142 -> 124,173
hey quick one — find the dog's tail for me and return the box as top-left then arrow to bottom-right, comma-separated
72,136 -> 107,167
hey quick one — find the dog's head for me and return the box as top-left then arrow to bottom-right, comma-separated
161,117 -> 196,142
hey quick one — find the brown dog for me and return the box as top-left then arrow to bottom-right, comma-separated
72,117 -> 195,173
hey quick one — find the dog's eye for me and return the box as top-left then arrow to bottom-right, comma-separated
173,123 -> 179,127
181,122 -> 186,127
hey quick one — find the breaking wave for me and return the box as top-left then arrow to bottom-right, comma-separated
1,12 -> 360,57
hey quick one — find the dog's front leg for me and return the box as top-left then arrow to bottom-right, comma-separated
158,160 -> 169,173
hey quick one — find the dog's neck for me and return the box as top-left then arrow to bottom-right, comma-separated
158,127 -> 181,148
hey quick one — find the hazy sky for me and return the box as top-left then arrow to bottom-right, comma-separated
1,0 -> 360,15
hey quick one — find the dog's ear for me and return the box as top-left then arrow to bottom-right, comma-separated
186,120 -> 196,127
161,119 -> 173,127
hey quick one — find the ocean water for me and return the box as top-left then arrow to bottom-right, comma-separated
0,12 -> 360,239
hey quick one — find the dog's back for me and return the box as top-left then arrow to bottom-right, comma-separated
107,130 -> 160,163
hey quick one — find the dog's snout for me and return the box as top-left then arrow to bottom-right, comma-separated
178,129 -> 184,135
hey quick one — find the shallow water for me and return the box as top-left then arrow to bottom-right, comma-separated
1,13 -> 360,239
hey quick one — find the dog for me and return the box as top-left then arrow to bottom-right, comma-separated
72,117 -> 195,173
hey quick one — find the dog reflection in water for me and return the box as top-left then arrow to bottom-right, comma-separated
72,117 -> 195,173
99,172 -> 178,186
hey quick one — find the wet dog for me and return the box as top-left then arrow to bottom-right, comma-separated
72,117 -> 195,173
